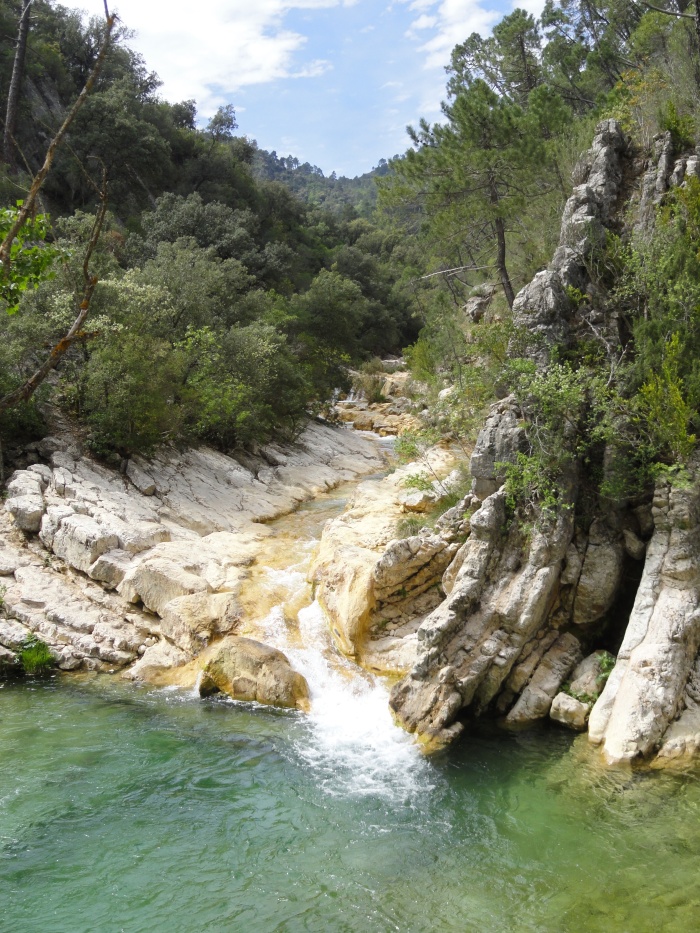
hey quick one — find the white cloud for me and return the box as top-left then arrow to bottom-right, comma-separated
60,0 -> 356,114
398,0 -> 500,68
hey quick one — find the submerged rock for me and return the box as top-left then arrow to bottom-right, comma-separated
198,636 -> 310,711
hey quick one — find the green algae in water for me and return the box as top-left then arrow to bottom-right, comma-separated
2,676 -> 700,933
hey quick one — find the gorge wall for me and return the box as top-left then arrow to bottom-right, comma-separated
307,119 -> 700,768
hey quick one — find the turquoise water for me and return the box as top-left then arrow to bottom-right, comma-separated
2,674 -> 700,933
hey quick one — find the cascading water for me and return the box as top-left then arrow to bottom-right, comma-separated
254,556 -> 430,800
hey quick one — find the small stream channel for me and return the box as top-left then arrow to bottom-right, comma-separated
2,436 -> 700,932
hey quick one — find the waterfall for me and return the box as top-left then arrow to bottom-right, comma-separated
257,566 -> 430,800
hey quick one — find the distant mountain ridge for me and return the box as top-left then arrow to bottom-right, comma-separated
251,146 -> 394,218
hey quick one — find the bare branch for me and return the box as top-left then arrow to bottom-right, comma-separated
642,1 -> 694,18
0,169 -> 109,416
0,7 -> 116,270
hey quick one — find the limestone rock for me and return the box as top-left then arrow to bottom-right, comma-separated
124,639 -> 189,683
88,549 -> 133,588
0,618 -> 32,651
623,528 -> 646,561
0,550 -> 19,575
506,633 -> 583,726
198,636 -> 309,710
589,463 -> 700,763
5,494 -> 44,533
310,447 -> 457,663
470,403 -> 527,500
398,489 -> 437,512
572,521 -> 624,626
125,459 -> 157,496
0,643 -> 18,670
160,592 -> 241,654
52,514 -> 120,574
118,557 -> 211,616
550,693 -> 590,731
569,651 -> 611,700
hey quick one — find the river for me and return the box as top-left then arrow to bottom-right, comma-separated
1,459 -> 700,932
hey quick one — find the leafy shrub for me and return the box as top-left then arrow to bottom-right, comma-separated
659,101 -> 694,152
18,636 -> 54,675
402,472 -> 434,492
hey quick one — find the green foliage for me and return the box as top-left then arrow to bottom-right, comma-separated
395,515 -> 428,538
659,101 -> 695,152
638,334 -> 696,463
0,206 -> 59,313
402,472 -> 434,492
18,636 -> 54,676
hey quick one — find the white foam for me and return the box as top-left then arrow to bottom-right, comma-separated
259,599 -> 431,801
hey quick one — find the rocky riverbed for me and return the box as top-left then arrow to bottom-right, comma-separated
0,420 -> 385,698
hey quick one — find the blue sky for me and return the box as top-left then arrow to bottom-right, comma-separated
61,0 -> 542,177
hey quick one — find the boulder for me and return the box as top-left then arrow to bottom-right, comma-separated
5,495 -> 44,533
550,693 -> 590,731
51,514 -> 120,574
88,549 -> 133,588
124,639 -> 190,683
160,591 -> 241,654
506,633 -> 583,726
198,636 -> 309,711
569,651 -> 611,700
118,557 -> 211,616
469,403 -> 528,500
125,459 -> 157,496
399,489 -> 437,512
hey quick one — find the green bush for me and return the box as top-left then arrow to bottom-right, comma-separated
18,636 -> 54,675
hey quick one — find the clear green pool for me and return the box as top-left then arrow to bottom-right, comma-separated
1,673 -> 699,933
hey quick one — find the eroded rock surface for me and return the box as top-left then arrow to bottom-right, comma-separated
589,464 -> 700,764
387,122 -> 638,751
1,422 -> 383,681
309,446 -> 461,675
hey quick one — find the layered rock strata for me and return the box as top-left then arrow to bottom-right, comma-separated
1,421 -> 383,690
385,119 -> 700,765
389,120 -> 633,749
309,446 -> 463,675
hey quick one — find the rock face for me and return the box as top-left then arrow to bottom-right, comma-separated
387,122 -> 638,751
589,464 -> 700,763
1,422 -> 384,679
198,636 -> 310,711
512,119 -> 628,365
309,446 -> 460,676
383,120 -> 700,766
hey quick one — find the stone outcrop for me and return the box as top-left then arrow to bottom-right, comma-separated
1,421 -> 384,681
589,464 -> 700,763
513,119 -> 628,365
309,446 -> 461,675
387,121 -> 639,751
383,121 -> 700,766
198,636 -> 310,711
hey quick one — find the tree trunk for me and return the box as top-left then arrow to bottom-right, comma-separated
495,216 -> 515,309
4,0 -> 32,173
489,173 -> 515,309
